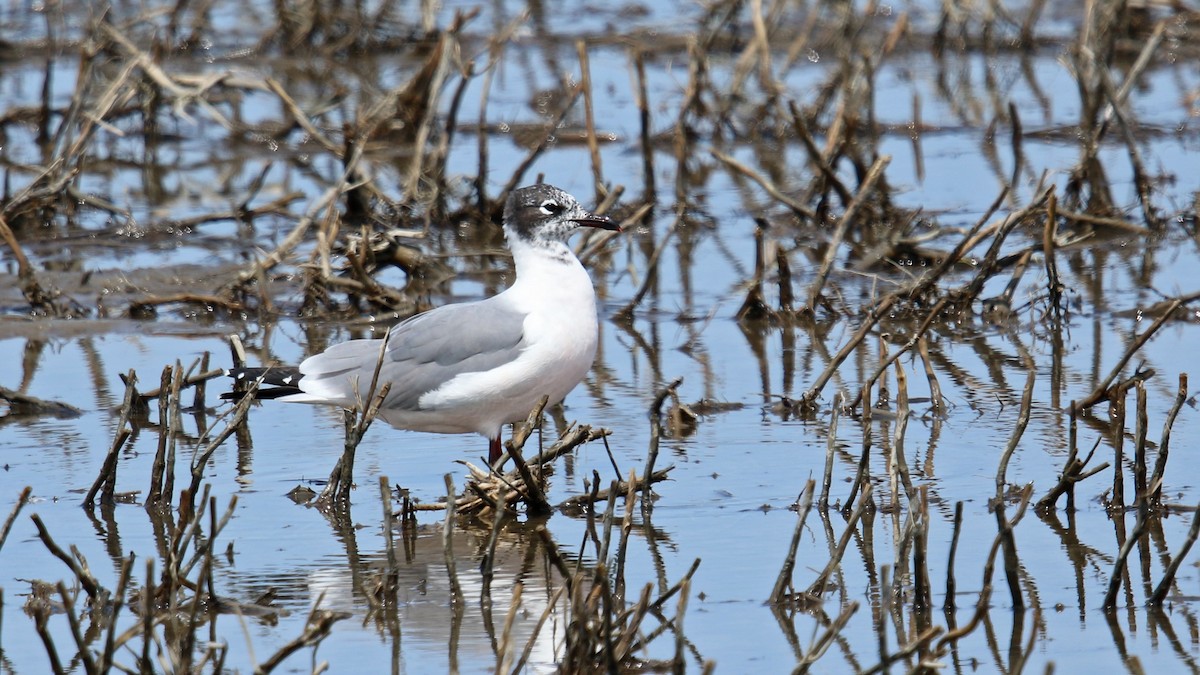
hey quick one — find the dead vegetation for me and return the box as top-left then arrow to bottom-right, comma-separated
3,0 -> 1200,672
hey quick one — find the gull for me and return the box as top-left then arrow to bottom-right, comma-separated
228,184 -> 619,464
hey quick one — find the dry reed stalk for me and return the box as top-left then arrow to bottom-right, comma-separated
615,216 -> 678,320
806,155 -> 891,312
193,351 -> 210,413
710,149 -> 816,220
671,578 -> 691,674
788,100 -> 854,207
1095,65 -> 1161,229
495,582 -> 522,674
1072,298 -> 1183,411
960,192 -> 1051,303
0,215 -> 60,315
1036,435 -> 1107,514
802,184 -> 1009,412
983,247 -> 1033,319
890,360 -> 916,506
505,439 -> 553,517
1018,0 -> 1049,47
557,468 -> 675,514
945,501 -> 965,611
806,485 -> 874,597
1149,503 -> 1200,606
591,477 -> 619,586
480,482 -> 514,582
264,77 -> 342,156
1087,18 -> 1166,149
770,480 -> 816,603
1111,382 -> 1129,510
995,484 -> 1034,612
0,486 -> 32,552
443,474 -> 464,606
29,515 -> 104,602
647,377 -> 681,492
1104,503 -> 1150,609
187,385 -> 257,501
434,424 -> 609,516
1003,99 -> 1024,191
54,581 -> 91,675
1043,191 -> 1064,315
1056,207 -> 1152,235
178,490 -> 236,582
225,181 -> 341,302
936,486 -> 1031,654
995,370 -> 1035,500
775,245 -> 796,316
845,374 -> 876,511
794,600 -> 860,672
401,28 -> 457,205
1133,382 -> 1149,499
147,365 -> 173,505
620,558 -> 701,659
736,222 -> 774,322
169,359 -> 184,443
613,476 -> 640,604
499,84 -> 584,201
1150,374 -> 1188,505
819,393 -> 843,508
631,48 -> 656,201
379,475 -> 398,569
580,473 -> 605,561
98,557 -> 133,672
254,602 -> 345,674
317,332 -> 393,508
798,294 -> 896,410
101,22 -> 233,130
502,394 -> 549,465
29,598 -> 64,675
85,369 -> 138,508
916,337 -> 944,413
576,41 -> 605,202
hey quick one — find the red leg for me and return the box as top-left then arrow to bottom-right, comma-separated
488,437 -> 502,465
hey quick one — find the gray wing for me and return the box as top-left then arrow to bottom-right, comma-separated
296,299 -> 527,411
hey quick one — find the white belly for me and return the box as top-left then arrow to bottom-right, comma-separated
397,255 -> 601,438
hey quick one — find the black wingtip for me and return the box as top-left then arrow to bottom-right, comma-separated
223,366 -> 305,400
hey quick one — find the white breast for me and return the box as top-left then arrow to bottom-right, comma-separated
415,242 -> 600,437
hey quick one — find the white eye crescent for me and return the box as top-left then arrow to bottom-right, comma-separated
539,200 -> 563,216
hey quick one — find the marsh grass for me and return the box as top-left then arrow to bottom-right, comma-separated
3,0 -> 1200,671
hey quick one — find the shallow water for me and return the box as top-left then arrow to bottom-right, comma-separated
4,1 -> 1200,673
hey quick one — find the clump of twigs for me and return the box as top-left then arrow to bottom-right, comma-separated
764,315 -> 1199,670
15,349 -> 351,673
24,486 -> 348,674
407,390 -> 673,520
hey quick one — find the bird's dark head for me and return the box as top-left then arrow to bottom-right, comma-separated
503,184 -> 619,246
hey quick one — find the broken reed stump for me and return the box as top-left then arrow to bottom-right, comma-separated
84,369 -> 138,508
317,334 -> 393,510
0,486 -> 33,553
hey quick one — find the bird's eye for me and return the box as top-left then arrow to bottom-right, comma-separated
539,200 -> 563,216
